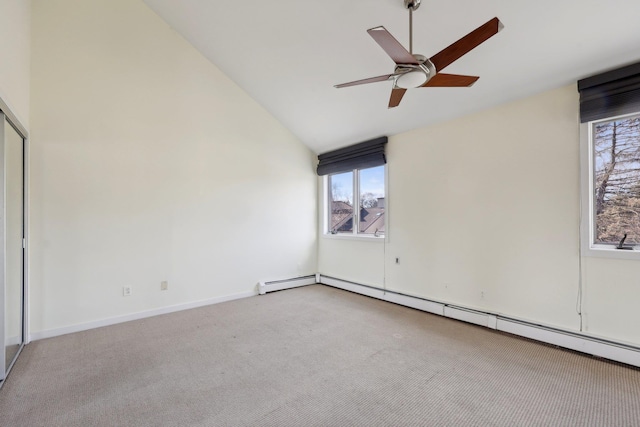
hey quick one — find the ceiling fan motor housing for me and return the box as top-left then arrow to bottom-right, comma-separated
394,56 -> 435,89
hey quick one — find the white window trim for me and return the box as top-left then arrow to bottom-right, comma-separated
322,166 -> 388,241
580,115 -> 640,260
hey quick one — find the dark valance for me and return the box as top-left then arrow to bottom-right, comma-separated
316,136 -> 387,176
578,61 -> 640,123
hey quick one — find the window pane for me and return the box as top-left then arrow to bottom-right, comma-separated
358,165 -> 385,235
593,114 -> 640,244
329,171 -> 354,234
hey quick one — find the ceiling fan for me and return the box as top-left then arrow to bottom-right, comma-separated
334,0 -> 503,108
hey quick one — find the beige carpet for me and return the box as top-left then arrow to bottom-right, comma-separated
1,284 -> 639,426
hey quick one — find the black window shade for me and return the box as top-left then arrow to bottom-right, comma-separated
578,61 -> 640,123
316,137 -> 387,176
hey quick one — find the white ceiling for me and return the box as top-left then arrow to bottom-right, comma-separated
143,0 -> 640,154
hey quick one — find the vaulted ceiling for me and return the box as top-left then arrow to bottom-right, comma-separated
143,0 -> 640,153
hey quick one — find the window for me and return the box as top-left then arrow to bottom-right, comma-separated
327,165 -> 385,237
579,61 -> 640,257
591,113 -> 640,246
316,136 -> 387,238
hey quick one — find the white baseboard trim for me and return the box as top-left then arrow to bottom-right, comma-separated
26,273 -> 640,368
29,290 -> 257,341
497,318 -> 640,367
318,275 -> 640,368
31,273 -> 317,342
258,275 -> 317,295
445,306 -> 497,329
384,290 -> 445,316
320,276 -> 386,299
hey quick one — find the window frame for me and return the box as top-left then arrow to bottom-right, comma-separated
323,165 -> 387,241
580,111 -> 640,259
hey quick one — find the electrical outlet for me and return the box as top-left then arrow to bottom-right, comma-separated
395,257 -> 400,264
123,286 -> 132,297
161,281 -> 168,291
481,290 -> 486,299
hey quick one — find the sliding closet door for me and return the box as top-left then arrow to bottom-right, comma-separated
1,113 -> 25,381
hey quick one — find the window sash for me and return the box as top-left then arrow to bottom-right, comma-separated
326,166 -> 385,238
581,112 -> 640,258
327,171 -> 354,234
590,112 -> 640,246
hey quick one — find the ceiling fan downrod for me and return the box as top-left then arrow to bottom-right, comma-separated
404,0 -> 421,55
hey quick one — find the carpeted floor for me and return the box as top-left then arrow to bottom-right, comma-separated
1,284 -> 639,426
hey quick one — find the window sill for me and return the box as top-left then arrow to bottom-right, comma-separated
582,245 -> 640,260
322,233 -> 386,242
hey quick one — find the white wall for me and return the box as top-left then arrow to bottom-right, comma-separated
582,257 -> 640,345
29,0 -> 317,335
318,237 -> 385,286
0,0 -> 30,127
387,85 -> 581,331
319,85 -> 640,344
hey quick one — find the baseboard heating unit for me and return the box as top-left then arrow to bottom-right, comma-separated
317,274 -> 640,369
258,275 -> 317,295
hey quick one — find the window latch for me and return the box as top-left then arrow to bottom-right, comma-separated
616,233 -> 633,250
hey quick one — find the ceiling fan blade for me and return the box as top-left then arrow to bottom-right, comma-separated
429,17 -> 503,72
389,87 -> 407,108
421,73 -> 479,87
334,74 -> 395,88
368,26 -> 420,65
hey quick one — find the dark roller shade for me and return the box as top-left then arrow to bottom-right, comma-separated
578,61 -> 640,123
317,136 -> 387,176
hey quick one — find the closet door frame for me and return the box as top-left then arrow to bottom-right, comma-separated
0,97 -> 29,385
